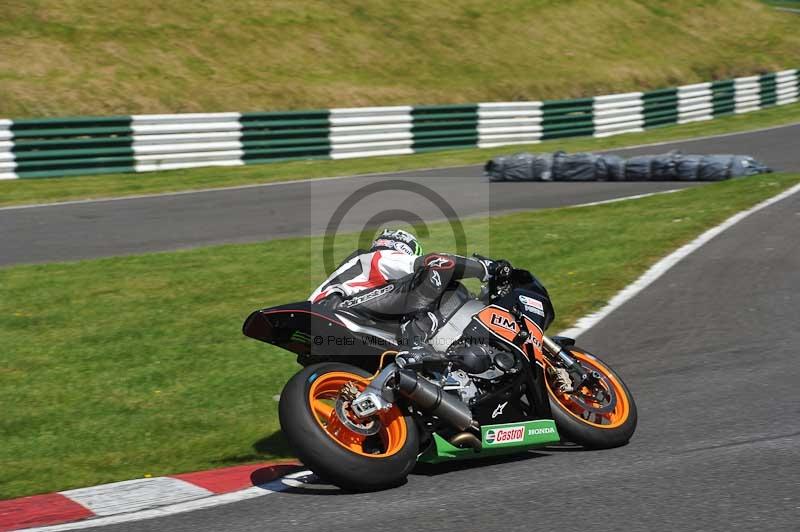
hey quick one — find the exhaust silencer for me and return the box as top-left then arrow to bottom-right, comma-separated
396,370 -> 473,431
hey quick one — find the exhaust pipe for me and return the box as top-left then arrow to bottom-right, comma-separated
396,370 -> 473,431
449,432 -> 482,450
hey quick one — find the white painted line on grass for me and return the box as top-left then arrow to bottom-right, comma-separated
558,182 -> 800,339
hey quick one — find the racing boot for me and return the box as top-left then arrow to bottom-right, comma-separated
395,342 -> 447,369
396,311 -> 447,369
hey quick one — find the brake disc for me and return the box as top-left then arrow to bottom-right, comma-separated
571,375 -> 618,415
334,394 -> 381,436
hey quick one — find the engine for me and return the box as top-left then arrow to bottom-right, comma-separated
442,369 -> 479,404
441,343 -> 522,405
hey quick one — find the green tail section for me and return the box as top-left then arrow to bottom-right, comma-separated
418,419 -> 560,464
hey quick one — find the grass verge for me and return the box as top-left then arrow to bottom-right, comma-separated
762,0 -> 800,9
2,102 -> 800,207
1,1 -> 797,118
1,172 -> 799,499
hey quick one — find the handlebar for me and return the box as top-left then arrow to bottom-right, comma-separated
473,253 -> 515,300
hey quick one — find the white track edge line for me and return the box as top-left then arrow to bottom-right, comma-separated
2,120 -> 799,212
566,188 -> 682,208
20,479 -> 293,532
406,188 -> 685,222
558,182 -> 800,339
598,120 -> 799,152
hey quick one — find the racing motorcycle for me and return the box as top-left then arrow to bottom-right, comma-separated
243,258 -> 637,491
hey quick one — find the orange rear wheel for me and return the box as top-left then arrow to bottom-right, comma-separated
279,363 -> 419,491
307,371 -> 408,458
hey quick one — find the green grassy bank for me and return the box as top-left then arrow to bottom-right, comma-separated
1,0 -> 798,118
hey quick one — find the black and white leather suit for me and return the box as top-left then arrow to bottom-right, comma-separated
309,248 -> 496,349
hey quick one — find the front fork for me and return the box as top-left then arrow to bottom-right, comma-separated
541,335 -> 601,389
542,335 -> 580,368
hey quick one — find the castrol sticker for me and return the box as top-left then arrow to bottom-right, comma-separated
485,426 -> 525,445
481,420 -> 560,447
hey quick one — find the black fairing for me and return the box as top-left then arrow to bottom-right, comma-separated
242,283 -> 473,372
494,288 -> 554,331
502,269 -> 555,330
242,301 -> 391,372
470,364 -> 531,424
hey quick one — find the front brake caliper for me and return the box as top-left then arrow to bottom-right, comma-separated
547,366 -> 575,393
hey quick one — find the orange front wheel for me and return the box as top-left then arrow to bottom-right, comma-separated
545,348 -> 637,449
279,363 -> 419,491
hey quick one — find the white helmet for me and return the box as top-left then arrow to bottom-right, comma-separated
370,229 -> 423,256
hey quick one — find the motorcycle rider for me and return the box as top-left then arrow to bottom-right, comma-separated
308,228 -> 512,366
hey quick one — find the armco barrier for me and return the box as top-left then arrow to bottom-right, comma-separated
0,69 -> 797,180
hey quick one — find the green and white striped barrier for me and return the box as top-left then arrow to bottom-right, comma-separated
0,69 -> 797,180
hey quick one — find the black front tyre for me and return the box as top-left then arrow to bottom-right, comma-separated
547,348 -> 637,449
279,362 -> 419,491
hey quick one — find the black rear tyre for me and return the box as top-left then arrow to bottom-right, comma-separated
279,362 -> 419,491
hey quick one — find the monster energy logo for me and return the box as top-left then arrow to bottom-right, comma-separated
290,331 -> 312,344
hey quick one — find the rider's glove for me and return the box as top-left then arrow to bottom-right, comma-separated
476,258 -> 512,282
490,260 -> 513,283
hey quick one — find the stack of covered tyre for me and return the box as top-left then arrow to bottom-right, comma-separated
485,150 -> 771,182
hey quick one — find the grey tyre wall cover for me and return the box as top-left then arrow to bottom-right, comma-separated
484,151 -> 772,182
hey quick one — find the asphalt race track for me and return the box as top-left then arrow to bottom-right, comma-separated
90,169 -> 800,532
2,123 -> 799,267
